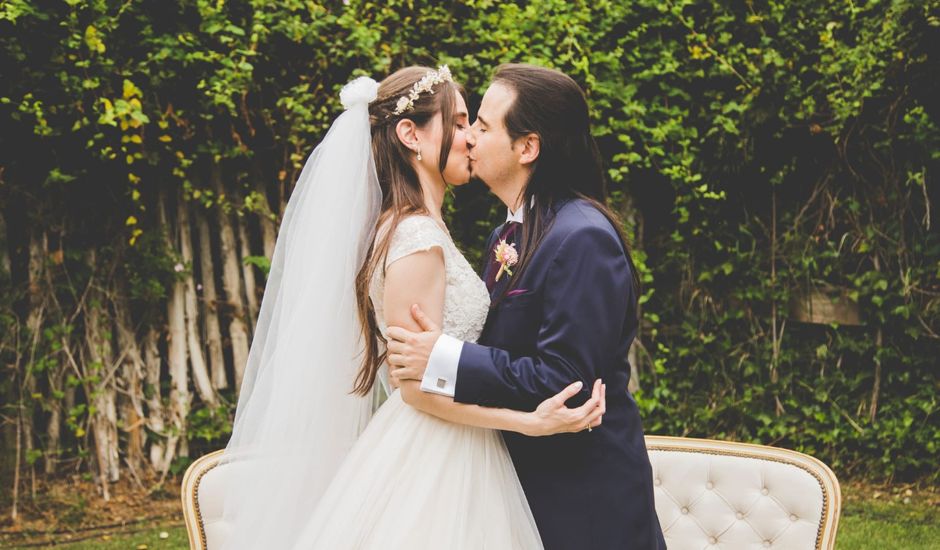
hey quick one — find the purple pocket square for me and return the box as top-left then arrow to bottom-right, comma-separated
506,289 -> 529,297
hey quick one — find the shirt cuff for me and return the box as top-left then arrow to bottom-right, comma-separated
420,333 -> 463,397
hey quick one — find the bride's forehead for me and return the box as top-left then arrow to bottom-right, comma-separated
454,90 -> 469,117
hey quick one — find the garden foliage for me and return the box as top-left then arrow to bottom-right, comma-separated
0,0 -> 937,484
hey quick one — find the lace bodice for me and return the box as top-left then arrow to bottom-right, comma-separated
370,215 -> 490,343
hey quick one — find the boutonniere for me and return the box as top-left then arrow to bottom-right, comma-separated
493,239 -> 519,282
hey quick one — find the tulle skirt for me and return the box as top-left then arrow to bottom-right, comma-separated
292,390 -> 543,549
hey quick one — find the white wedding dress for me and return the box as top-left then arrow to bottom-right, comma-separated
291,215 -> 543,549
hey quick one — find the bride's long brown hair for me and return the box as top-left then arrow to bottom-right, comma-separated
352,67 -> 465,395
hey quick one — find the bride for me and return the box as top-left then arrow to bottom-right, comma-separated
219,66 -> 605,549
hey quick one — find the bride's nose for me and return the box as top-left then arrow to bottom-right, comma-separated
465,128 -> 476,148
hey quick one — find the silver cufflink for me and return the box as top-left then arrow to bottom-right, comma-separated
436,378 -> 447,389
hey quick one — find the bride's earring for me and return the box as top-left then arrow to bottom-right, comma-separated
416,146 -> 422,161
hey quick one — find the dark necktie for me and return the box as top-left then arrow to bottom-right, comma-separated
485,221 -> 520,293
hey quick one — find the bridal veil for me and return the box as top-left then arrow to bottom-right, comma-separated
218,76 -> 383,549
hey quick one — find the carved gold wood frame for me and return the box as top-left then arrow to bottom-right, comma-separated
181,449 -> 224,550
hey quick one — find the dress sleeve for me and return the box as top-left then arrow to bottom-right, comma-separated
385,216 -> 450,267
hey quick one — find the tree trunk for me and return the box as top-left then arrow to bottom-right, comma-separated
82,251 -> 120,499
211,165 -> 250,392
237,206 -> 259,332
44,364 -> 64,475
0,210 -> 10,276
159,189 -> 191,462
178,194 -> 215,405
250,161 -> 278,263
0,212 -> 19,509
12,412 -> 21,521
113,290 -> 147,473
62,383 -> 75,476
196,206 -> 227,390
40,231 -> 64,476
142,326 -> 168,472
869,255 -> 883,422
23,230 -> 45,497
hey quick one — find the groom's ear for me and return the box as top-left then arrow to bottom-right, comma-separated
517,133 -> 540,166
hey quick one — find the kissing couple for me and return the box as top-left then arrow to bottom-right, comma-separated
218,63 -> 666,550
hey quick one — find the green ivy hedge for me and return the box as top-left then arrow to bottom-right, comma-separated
1,0 -> 937,482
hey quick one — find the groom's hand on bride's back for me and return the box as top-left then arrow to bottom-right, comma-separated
386,304 -> 441,385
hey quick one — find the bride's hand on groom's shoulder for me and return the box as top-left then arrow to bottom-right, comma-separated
525,379 -> 606,437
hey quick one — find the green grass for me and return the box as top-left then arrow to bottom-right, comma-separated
837,496 -> 940,550
5,494 -> 937,549
4,522 -> 189,549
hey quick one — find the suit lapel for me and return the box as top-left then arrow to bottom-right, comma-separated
480,223 -> 505,282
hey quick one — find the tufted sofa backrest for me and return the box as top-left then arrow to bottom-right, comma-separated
182,437 -> 841,550
646,436 -> 841,550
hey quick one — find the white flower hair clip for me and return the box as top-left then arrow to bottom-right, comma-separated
390,65 -> 454,117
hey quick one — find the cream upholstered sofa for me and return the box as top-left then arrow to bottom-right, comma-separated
182,437 -> 840,549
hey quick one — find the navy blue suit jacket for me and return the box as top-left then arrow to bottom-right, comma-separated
454,199 -> 666,550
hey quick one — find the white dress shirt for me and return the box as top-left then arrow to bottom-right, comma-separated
420,204 -> 525,396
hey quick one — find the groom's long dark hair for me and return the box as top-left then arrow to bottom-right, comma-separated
491,63 -> 640,305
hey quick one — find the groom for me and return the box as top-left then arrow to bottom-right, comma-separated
387,64 -> 665,550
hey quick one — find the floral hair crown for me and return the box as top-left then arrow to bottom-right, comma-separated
390,65 -> 454,117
